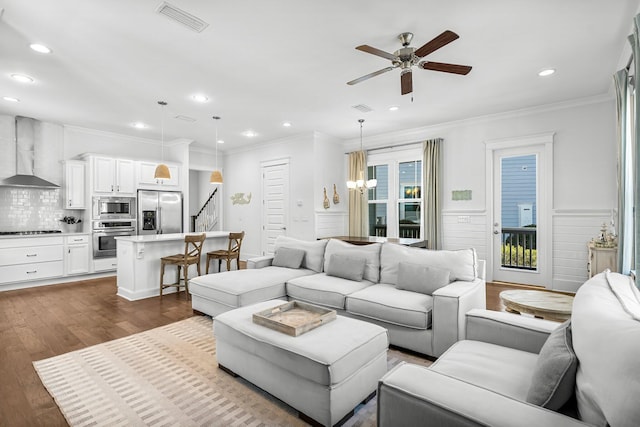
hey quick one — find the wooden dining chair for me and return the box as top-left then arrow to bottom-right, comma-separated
160,233 -> 206,299
206,231 -> 245,273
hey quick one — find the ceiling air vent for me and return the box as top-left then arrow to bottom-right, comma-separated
175,115 -> 197,122
352,104 -> 373,113
156,1 -> 209,33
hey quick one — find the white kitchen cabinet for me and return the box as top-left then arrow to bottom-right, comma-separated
137,161 -> 180,189
63,160 -> 86,209
65,234 -> 90,275
0,236 -> 64,284
92,156 -> 135,195
94,257 -> 118,272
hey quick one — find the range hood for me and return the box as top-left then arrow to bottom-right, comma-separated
0,116 -> 59,189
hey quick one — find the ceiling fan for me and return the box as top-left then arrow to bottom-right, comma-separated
347,31 -> 472,95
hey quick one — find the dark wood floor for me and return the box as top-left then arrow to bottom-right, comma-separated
0,277 -> 527,427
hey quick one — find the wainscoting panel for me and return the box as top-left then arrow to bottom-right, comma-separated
552,210 -> 613,292
441,211 -> 488,263
315,211 -> 348,238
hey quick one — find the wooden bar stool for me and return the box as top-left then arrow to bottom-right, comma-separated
206,231 -> 245,274
160,233 -> 206,299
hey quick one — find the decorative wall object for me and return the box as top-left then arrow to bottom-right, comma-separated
332,184 -> 340,204
323,187 -> 330,209
231,192 -> 251,205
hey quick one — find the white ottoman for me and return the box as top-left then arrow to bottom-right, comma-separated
214,299 -> 389,426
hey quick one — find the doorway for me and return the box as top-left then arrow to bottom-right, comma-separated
261,159 -> 290,255
486,134 -> 553,287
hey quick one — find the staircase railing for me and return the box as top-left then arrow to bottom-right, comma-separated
191,187 -> 218,232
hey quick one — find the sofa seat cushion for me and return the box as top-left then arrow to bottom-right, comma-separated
431,340 -> 539,400
346,284 -> 434,330
286,273 -> 372,310
214,300 -> 389,386
189,266 -> 314,309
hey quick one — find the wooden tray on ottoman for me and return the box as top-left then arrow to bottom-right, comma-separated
252,300 -> 336,336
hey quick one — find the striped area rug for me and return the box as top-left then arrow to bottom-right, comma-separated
34,316 -> 431,426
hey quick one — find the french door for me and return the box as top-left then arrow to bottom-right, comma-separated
487,134 -> 553,287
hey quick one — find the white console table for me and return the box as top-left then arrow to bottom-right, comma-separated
116,231 -> 230,300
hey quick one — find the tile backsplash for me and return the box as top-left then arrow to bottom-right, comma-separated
0,187 -> 69,231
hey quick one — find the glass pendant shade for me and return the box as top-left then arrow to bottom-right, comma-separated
210,169 -> 223,184
347,119 -> 376,193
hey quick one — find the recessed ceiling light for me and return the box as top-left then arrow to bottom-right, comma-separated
10,73 -> 34,83
217,140 -> 224,144
191,94 -> 209,103
282,121 -> 292,127
29,43 -> 51,54
389,106 -> 399,111
2,96 -> 20,102
242,130 -> 257,137
538,68 -> 555,77
131,122 -> 147,129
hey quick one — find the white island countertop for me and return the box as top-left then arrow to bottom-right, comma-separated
115,231 -> 231,301
116,231 -> 230,243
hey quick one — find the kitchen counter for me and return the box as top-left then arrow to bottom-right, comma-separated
0,232 -> 89,239
115,231 -> 231,300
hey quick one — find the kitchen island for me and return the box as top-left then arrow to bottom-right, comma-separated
116,231 -> 230,301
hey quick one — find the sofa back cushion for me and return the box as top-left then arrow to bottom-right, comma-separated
274,236 -> 328,273
323,239 -> 382,283
326,253 -> 366,282
396,262 -> 451,295
380,243 -> 477,285
572,271 -> 640,427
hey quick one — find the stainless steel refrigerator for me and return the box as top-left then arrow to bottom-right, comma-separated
137,190 -> 183,235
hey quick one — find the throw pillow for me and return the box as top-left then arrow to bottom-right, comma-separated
526,320 -> 578,410
396,262 -> 451,295
326,253 -> 366,282
272,247 -> 305,269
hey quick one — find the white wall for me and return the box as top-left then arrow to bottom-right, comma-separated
344,96 -> 617,291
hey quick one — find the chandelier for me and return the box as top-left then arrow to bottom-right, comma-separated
346,119 -> 377,193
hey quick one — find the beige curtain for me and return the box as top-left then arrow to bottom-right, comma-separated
348,151 -> 368,236
423,139 -> 443,249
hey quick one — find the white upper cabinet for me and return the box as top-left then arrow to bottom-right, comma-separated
92,156 -> 135,195
137,161 -> 180,189
63,160 -> 86,209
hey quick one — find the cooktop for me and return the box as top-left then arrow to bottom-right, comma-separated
0,230 -> 63,236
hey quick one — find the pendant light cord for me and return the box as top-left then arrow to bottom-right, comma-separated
212,116 -> 221,170
158,101 -> 167,160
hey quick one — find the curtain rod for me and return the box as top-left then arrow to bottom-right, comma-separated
344,141 -> 421,155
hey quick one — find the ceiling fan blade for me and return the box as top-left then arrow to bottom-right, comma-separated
401,71 -> 413,95
347,67 -> 394,85
414,30 -> 459,58
420,61 -> 472,75
356,45 -> 397,61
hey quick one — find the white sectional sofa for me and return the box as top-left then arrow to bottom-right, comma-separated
190,235 -> 486,357
377,270 -> 640,427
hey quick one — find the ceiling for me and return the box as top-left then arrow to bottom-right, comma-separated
0,0 -> 638,152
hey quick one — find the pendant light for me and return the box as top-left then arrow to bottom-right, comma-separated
154,100 -> 171,179
347,119 -> 376,193
210,116 -> 223,184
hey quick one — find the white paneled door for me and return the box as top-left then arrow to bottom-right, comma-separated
261,159 -> 290,255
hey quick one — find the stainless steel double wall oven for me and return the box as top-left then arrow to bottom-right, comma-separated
91,196 -> 136,258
